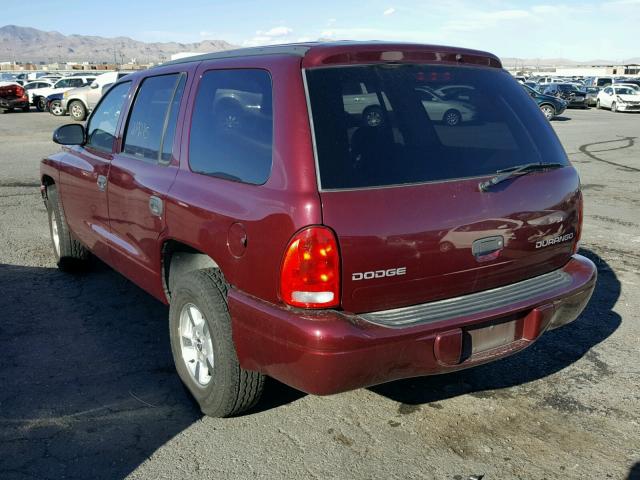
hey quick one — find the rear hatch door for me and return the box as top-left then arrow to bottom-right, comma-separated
305,63 -> 580,314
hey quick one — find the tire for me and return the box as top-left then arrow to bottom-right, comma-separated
69,100 -> 87,121
214,100 -> 243,130
362,105 -> 384,127
2,108 -> 14,114
611,102 -> 617,113
540,104 -> 555,120
46,185 -> 89,270
169,269 -> 265,417
443,109 -> 462,126
50,100 -> 64,116
36,97 -> 46,112
596,99 -> 601,109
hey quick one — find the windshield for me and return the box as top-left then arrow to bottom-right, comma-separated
615,87 -> 638,95
306,64 -> 568,190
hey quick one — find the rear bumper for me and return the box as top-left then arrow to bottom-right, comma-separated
0,96 -> 28,110
229,254 -> 596,395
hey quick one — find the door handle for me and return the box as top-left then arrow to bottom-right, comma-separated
149,195 -> 163,217
97,175 -> 107,191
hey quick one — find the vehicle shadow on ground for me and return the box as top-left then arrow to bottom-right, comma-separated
551,115 -> 572,122
0,258 -> 305,479
0,260 -> 199,480
370,248 -> 621,405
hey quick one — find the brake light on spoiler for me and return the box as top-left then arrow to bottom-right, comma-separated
302,43 -> 502,69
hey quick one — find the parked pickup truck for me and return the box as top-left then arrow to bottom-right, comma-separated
41,42 -> 597,418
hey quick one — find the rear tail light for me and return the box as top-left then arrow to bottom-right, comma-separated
0,84 -> 24,98
280,226 -> 340,308
572,189 -> 583,254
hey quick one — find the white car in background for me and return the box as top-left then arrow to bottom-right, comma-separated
596,85 -> 640,112
30,76 -> 96,111
22,80 -> 55,104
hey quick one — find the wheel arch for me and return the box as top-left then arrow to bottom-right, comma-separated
161,239 -> 223,302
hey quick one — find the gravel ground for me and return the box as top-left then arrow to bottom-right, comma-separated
0,108 -> 638,480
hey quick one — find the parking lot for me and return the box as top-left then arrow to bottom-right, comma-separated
0,108 -> 638,479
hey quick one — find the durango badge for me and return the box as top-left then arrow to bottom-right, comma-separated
536,232 -> 574,249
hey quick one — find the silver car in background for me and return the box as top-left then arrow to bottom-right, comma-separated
62,72 -> 129,121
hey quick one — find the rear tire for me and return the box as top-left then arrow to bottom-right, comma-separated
36,97 -> 46,112
69,101 -> 87,121
46,184 -> 89,270
50,100 -> 64,116
540,104 -> 555,120
443,109 -> 462,126
596,99 -> 601,109
169,269 -> 265,417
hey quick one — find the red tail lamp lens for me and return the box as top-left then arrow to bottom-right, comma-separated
280,226 -> 340,308
572,190 -> 583,254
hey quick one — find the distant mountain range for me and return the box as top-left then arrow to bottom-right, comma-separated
0,25 -> 236,64
502,56 -> 640,68
1,25 -> 638,66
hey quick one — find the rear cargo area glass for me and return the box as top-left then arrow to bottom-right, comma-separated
306,65 -> 568,189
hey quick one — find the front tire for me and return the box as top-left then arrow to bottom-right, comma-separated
169,269 -> 265,417
596,99 -> 601,109
611,102 -> 617,113
36,97 -> 46,112
46,184 -> 89,270
69,101 -> 87,121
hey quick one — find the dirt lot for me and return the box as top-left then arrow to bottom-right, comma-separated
0,108 -> 638,480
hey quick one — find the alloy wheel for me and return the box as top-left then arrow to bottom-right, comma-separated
179,303 -> 214,387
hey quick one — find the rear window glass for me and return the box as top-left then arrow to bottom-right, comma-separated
189,69 -> 273,185
306,65 -> 568,190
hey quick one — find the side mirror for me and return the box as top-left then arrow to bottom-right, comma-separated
90,82 -> 99,89
53,124 -> 86,146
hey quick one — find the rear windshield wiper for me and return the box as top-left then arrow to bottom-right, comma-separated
479,162 -> 564,192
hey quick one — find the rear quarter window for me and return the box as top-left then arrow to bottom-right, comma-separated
188,69 -> 273,185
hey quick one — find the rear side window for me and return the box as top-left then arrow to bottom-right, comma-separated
86,81 -> 131,152
189,69 -> 272,184
306,65 -> 569,190
123,73 -> 186,163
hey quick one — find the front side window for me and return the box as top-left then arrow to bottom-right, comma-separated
189,69 -> 273,185
123,73 -> 186,163
306,64 -> 568,190
86,82 -> 131,152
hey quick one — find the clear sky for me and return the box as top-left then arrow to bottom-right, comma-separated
4,0 -> 639,61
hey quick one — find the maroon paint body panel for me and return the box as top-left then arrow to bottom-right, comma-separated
40,41 -> 597,396
57,146 -> 113,263
322,167 -> 581,313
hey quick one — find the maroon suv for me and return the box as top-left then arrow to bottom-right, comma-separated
41,42 -> 597,417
